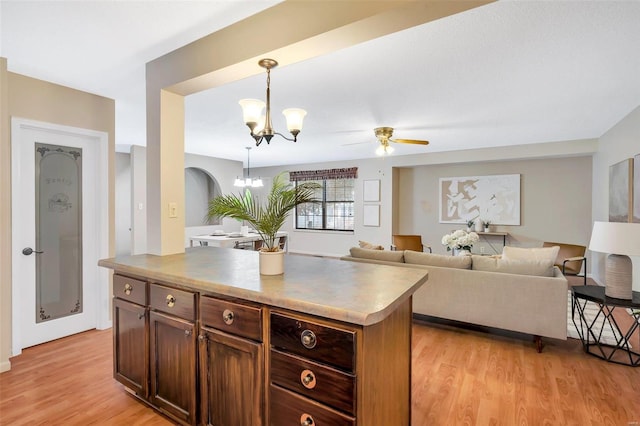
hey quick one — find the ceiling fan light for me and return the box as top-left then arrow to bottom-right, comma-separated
375,145 -> 386,156
239,99 -> 265,125
386,145 -> 395,154
282,108 -> 307,132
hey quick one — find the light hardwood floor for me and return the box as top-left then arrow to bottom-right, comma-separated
1,323 -> 639,425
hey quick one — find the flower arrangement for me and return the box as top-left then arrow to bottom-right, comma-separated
441,229 -> 480,251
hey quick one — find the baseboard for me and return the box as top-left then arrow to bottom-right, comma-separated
0,359 -> 11,373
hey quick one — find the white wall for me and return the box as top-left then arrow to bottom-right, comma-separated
115,153 -> 131,256
250,139 -> 598,258
184,152 -> 243,247
592,105 -> 640,291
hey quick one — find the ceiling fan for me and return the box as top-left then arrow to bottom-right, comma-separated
373,127 -> 429,156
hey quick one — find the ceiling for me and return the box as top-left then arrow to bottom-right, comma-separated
2,1 -> 640,168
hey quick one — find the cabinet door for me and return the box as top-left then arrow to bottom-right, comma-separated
200,327 -> 264,426
149,311 -> 197,425
113,297 -> 148,398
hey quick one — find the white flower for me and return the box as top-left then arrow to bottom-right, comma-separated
441,230 -> 479,251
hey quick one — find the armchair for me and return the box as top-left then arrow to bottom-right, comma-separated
391,235 -> 432,253
543,241 -> 587,285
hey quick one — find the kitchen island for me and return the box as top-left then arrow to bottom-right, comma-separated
99,247 -> 428,426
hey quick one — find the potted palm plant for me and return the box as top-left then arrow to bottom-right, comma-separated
207,172 -> 319,275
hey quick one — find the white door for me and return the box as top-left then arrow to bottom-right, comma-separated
11,118 -> 110,355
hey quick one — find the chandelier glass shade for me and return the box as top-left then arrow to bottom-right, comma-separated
239,59 -> 306,146
234,147 -> 263,188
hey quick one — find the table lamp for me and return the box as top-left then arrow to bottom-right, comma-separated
588,221 -> 640,299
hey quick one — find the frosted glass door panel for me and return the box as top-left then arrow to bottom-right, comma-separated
35,143 -> 83,323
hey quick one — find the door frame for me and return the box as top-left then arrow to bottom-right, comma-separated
11,117 -> 110,356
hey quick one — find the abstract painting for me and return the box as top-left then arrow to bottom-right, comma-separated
439,174 -> 520,225
609,158 -> 632,223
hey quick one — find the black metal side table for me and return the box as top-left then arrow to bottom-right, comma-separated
571,285 -> 640,366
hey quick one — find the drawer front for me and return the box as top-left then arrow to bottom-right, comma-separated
271,349 -> 355,415
113,274 -> 146,305
270,313 -> 355,372
149,283 -> 196,321
200,296 -> 262,342
270,385 -> 355,426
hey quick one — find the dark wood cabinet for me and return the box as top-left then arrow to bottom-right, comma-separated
113,297 -> 148,398
199,327 -> 264,426
149,307 -> 197,425
107,265 -> 416,426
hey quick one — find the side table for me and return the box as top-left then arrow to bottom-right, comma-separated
571,285 -> 640,367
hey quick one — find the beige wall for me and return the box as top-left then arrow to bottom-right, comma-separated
0,68 -> 115,371
396,156 -> 593,256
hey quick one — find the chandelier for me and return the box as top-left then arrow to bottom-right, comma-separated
234,147 -> 263,188
239,58 -> 307,146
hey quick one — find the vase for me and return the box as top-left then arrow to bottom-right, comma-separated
454,248 -> 472,256
474,220 -> 483,232
259,250 -> 285,275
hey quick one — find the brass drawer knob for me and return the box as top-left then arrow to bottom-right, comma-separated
301,330 -> 317,349
124,283 -> 133,295
222,309 -> 234,325
166,294 -> 176,307
300,369 -> 316,389
300,414 -> 314,426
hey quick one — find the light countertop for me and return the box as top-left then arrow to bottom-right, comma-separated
99,247 -> 428,326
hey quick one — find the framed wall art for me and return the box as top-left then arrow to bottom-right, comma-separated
609,158 -> 633,223
363,179 -> 380,202
439,174 -> 520,225
363,204 -> 380,227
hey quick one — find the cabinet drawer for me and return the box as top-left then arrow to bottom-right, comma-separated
113,274 -> 147,305
271,349 -> 355,415
149,283 -> 196,321
270,384 -> 355,426
270,313 -> 355,372
200,296 -> 262,342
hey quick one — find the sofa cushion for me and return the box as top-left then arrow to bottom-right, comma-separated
471,255 -> 555,277
404,250 -> 472,269
502,245 -> 559,264
349,247 -> 405,263
358,240 -> 384,250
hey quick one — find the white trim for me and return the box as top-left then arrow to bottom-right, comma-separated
0,360 -> 11,373
11,117 -> 110,355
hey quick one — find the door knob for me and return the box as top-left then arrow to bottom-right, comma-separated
22,247 -> 43,256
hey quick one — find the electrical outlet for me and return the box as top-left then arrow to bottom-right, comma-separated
480,246 -> 485,254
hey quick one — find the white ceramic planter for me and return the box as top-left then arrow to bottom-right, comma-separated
259,250 -> 285,275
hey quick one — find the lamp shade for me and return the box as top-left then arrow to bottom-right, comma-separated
282,108 -> 307,132
588,221 -> 640,256
239,99 -> 265,124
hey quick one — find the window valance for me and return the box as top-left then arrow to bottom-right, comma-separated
289,167 -> 358,182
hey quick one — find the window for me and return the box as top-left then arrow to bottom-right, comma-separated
296,179 -> 355,231
291,167 -> 357,232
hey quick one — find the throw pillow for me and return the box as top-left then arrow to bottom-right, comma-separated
502,245 -> 559,264
404,250 -> 472,269
358,240 -> 384,250
349,247 -> 405,263
471,255 -> 555,277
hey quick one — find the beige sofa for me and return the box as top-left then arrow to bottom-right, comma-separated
341,248 -> 568,348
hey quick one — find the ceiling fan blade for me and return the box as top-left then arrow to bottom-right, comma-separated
391,138 -> 429,145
